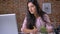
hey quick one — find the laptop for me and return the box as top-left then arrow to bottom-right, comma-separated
0,14 -> 18,34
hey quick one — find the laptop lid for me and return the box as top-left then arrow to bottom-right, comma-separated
0,14 -> 18,34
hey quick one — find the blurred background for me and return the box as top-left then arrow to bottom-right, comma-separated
0,0 -> 60,33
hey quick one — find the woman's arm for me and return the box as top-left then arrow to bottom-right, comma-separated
21,17 -> 32,33
44,14 -> 53,32
21,28 -> 33,33
21,17 -> 37,33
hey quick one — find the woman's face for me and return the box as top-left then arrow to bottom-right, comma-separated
28,2 -> 37,14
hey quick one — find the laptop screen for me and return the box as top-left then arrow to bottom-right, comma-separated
0,14 -> 18,34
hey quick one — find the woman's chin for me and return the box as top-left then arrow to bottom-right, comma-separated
31,12 -> 34,14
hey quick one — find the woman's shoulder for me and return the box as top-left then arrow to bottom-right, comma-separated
23,16 -> 27,23
43,14 -> 48,16
43,14 -> 49,18
24,16 -> 27,19
36,14 -> 48,19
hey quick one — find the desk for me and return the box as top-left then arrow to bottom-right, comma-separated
18,32 -> 55,34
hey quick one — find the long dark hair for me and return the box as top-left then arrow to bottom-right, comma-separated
26,0 -> 46,29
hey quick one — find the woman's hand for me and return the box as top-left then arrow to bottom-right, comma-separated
32,26 -> 38,34
46,24 -> 53,33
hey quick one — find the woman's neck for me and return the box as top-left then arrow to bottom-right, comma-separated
34,12 -> 39,18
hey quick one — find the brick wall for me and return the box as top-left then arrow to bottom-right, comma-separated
0,0 -> 60,32
47,0 -> 60,27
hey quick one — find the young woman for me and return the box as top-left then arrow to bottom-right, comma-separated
21,0 -> 53,34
